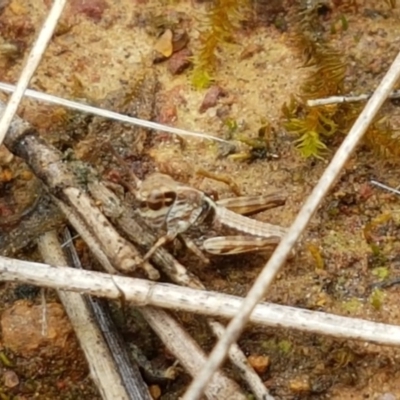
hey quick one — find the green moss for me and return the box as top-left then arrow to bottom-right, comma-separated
283,100 -> 340,159
191,0 -> 249,89
341,298 -> 361,313
307,243 -> 325,269
0,351 -> 13,367
278,340 -> 292,354
369,288 -> 386,310
261,338 -> 292,354
283,2 -> 400,160
282,4 -> 347,158
372,267 -> 390,280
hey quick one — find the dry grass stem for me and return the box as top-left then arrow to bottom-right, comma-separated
37,231 -> 142,400
307,90 -> 400,107
53,200 -> 118,274
370,180 -> 400,196
141,307 -> 246,400
38,204 -> 242,398
0,81 -> 227,143
0,0 -> 67,146
183,50 -> 400,400
61,228 -> 155,400
2,256 -> 400,348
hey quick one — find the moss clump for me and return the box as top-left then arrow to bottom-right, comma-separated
283,1 -> 400,159
283,3 -> 347,158
191,0 -> 249,89
369,288 -> 386,310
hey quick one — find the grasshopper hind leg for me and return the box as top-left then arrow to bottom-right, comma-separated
141,233 -> 209,264
178,235 -> 210,263
203,235 -> 281,255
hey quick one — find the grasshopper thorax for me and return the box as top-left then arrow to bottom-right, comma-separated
137,173 -> 217,236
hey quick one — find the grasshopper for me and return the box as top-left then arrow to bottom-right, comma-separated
136,173 -> 288,263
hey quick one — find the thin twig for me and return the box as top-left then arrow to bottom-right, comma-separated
183,49 -> 400,400
307,90 -> 400,107
370,180 -> 400,196
62,228 -> 153,400
0,0 -> 67,146
140,307 -> 245,400
0,81 -> 228,143
3,256 -> 400,347
52,199 -> 118,275
38,231 -> 139,400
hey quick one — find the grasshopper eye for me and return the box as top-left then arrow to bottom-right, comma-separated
164,191 -> 176,206
147,199 -> 163,210
147,191 -> 164,211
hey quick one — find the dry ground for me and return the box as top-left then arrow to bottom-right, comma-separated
1,0 -> 400,398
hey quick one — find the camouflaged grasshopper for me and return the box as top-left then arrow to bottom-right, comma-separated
135,173 -> 288,263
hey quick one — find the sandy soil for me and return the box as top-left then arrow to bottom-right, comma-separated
1,0 -> 400,399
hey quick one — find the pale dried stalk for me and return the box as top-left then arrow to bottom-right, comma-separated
3,256 -> 400,347
62,186 -> 143,272
209,322 -> 275,400
370,180 -> 400,196
54,200 -> 117,275
61,228 -> 153,400
90,182 -> 271,400
307,90 -> 400,107
141,307 -> 245,400
184,50 -> 400,400
0,0 -> 67,146
0,81 -> 227,143
37,231 -> 142,400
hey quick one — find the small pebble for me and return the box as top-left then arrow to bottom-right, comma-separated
0,145 -> 14,165
149,384 -> 161,399
3,370 -> 19,388
199,85 -> 226,113
247,354 -> 270,374
167,48 -> 192,75
289,376 -> 311,393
